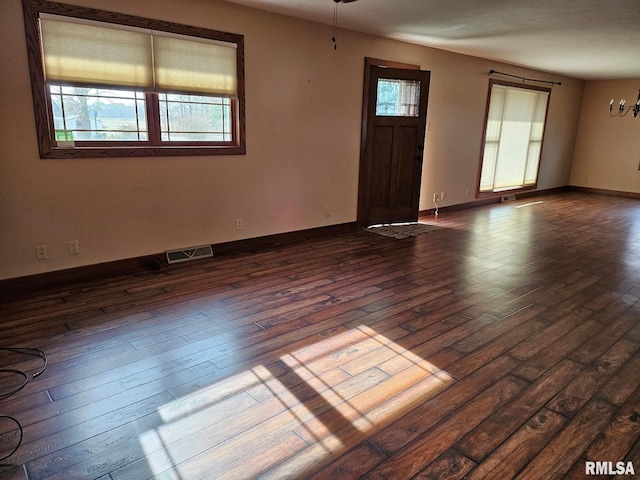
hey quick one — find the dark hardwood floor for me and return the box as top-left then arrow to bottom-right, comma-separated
1,191 -> 639,480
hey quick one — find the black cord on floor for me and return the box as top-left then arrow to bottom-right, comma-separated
0,348 -> 47,379
0,414 -> 23,463
0,347 -> 47,462
0,369 -> 28,401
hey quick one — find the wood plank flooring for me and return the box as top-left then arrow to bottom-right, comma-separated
1,191 -> 640,480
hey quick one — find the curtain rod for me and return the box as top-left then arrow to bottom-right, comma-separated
489,69 -> 562,86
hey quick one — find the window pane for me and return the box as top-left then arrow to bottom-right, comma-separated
479,84 -> 549,192
485,86 -> 505,141
525,142 -> 541,184
159,93 -> 233,142
50,85 -> 148,141
376,79 -> 420,117
531,93 -> 548,139
480,142 -> 499,192
50,90 -> 65,130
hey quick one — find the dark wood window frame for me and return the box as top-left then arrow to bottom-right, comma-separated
22,0 -> 246,159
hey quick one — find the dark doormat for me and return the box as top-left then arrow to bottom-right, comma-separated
365,222 -> 442,239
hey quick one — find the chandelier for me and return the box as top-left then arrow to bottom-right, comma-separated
609,90 -> 640,117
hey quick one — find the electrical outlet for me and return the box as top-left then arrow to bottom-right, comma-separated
324,206 -> 331,217
440,191 -> 446,201
36,245 -> 47,260
466,188 -> 470,197
236,218 -> 243,231
433,193 -> 439,202
69,240 -> 80,255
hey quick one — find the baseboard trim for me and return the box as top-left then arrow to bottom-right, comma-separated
0,222 -> 358,299
6,185 -> 632,298
419,186 -> 570,217
213,222 -> 358,254
568,185 -> 640,199
419,196 -> 497,217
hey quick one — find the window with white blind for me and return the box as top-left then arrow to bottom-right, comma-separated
478,81 -> 550,194
23,0 -> 245,158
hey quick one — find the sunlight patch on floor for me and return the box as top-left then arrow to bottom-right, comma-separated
156,364 -> 277,423
516,201 -> 544,209
137,324 -> 455,479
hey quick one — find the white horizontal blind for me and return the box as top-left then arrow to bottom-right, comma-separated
39,14 -> 238,97
480,84 -> 549,192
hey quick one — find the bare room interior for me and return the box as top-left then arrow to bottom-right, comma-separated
1,0 -> 639,478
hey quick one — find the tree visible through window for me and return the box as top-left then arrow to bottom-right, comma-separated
375,79 -> 421,117
479,81 -> 550,194
50,86 -> 149,142
22,0 -> 245,158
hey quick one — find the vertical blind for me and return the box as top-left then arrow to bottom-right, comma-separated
39,14 -> 238,97
480,84 -> 549,192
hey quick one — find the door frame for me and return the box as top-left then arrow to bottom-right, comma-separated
357,57 -> 426,227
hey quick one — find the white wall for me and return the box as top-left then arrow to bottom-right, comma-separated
570,79 -> 640,193
0,0 -> 584,280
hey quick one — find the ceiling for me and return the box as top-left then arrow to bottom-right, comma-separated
221,0 -> 640,80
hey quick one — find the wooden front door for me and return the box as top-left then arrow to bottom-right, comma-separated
357,60 -> 430,226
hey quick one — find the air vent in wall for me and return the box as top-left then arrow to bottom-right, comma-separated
166,245 -> 213,264
501,194 -> 517,202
